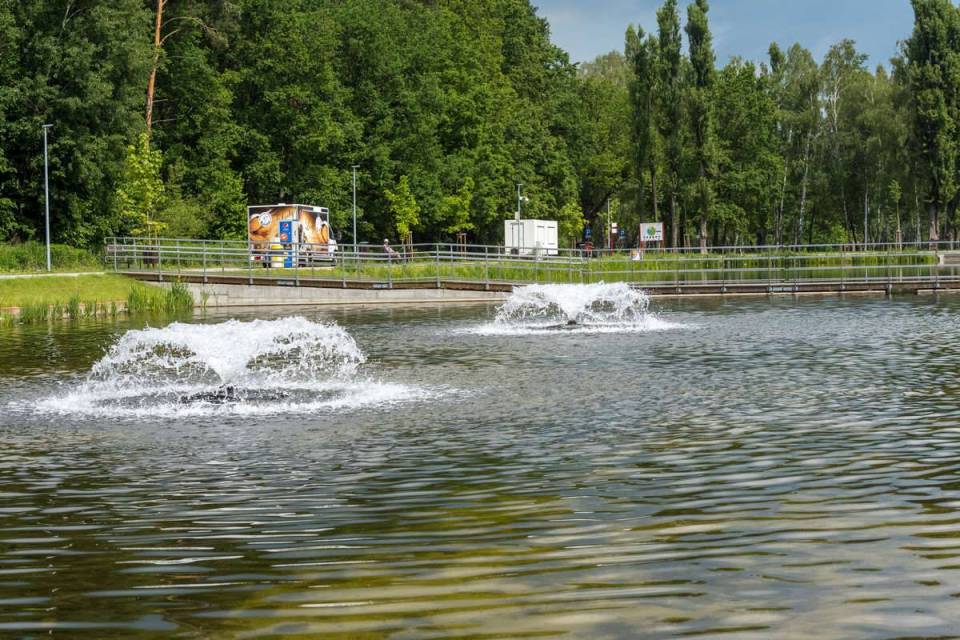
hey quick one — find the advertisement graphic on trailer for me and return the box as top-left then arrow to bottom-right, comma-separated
248,205 -> 331,251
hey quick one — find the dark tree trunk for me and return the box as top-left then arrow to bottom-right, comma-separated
929,201 -> 940,248
670,194 -> 679,251
145,0 -> 165,139
650,166 -> 659,224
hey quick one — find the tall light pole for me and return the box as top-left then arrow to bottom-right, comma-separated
42,124 -> 53,272
607,198 -> 612,252
516,183 -> 523,221
351,165 -> 359,253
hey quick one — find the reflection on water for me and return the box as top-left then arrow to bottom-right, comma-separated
0,296 -> 959,638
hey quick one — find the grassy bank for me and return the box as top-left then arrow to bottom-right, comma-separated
0,274 -> 194,324
0,242 -> 102,273
0,274 -> 135,308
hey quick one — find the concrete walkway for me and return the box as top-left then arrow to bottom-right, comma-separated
0,271 -> 106,280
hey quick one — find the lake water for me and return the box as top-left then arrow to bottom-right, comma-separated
1,288 -> 959,638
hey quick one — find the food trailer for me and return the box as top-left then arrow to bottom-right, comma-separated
248,204 -> 335,266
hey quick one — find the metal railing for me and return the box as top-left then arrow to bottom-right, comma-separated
104,237 -> 960,291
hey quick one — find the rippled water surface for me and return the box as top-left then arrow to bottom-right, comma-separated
1,294 -> 960,638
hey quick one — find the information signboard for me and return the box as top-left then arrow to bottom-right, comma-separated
640,222 -> 664,243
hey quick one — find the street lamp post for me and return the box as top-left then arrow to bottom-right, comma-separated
43,124 -> 52,272
515,184 -> 531,222
351,165 -> 359,254
516,183 -> 522,221
607,198 -> 612,252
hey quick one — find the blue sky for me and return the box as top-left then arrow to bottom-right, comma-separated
534,0 -> 914,68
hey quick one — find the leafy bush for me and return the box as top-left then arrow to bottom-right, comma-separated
0,242 -> 102,273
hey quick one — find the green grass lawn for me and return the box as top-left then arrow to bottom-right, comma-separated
0,274 -> 137,309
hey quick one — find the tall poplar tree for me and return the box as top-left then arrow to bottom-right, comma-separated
626,26 -> 660,224
656,0 -> 684,248
905,0 -> 960,245
685,0 -> 718,254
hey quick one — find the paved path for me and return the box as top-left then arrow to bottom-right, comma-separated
0,271 -> 106,280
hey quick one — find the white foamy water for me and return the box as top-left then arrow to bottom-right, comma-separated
470,283 -> 686,335
29,317 -> 434,418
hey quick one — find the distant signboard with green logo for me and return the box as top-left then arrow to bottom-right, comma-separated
641,222 -> 664,243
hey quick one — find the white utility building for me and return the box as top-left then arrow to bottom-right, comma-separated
504,219 -> 559,256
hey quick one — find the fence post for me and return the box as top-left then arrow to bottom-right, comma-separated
157,239 -> 163,283
388,254 -> 393,289
886,245 -> 891,292
840,245 -> 845,292
720,254 -> 725,293
935,251 -> 940,290
436,243 -> 441,289
674,253 -> 679,294
203,242 -> 208,284
484,246 -> 490,290
248,242 -> 253,286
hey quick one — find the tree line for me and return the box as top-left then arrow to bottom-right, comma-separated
0,0 -> 957,250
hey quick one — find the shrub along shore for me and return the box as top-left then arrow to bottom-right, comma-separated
0,242 -> 102,273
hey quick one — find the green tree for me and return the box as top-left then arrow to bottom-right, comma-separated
905,0 -> 960,245
627,26 -> 661,225
0,0 -> 19,238
385,175 -> 420,248
557,200 -> 585,247
574,50 -> 631,229
685,0 -> 718,253
768,43 -> 822,245
441,178 -> 475,236
656,0 -> 685,248
115,134 -> 166,237
714,59 -> 782,245
821,40 -> 869,244
0,0 -> 152,244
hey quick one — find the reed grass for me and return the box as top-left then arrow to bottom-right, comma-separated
126,281 -> 194,314
66,294 -> 81,319
19,302 -> 49,324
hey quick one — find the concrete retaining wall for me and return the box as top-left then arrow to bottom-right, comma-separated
148,281 -> 507,308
